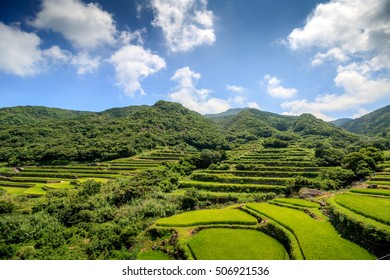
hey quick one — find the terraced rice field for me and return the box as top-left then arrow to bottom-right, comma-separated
0,149 -> 186,196
368,151 -> 390,187
156,208 -> 257,227
334,193 -> 390,225
188,228 -> 289,260
179,143 -> 324,196
349,188 -> 390,196
272,198 -> 320,208
245,203 -> 375,259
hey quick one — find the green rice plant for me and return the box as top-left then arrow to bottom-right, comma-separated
0,186 -> 28,195
16,172 -> 119,179
272,198 -> 320,208
367,180 -> 390,186
246,203 -> 375,260
226,160 -> 316,167
23,186 -> 46,196
44,182 -> 75,189
0,181 -> 35,188
179,180 -> 285,193
199,170 -> 320,178
21,168 -> 119,175
77,178 -> 109,184
187,228 -> 289,260
334,194 -> 390,225
190,173 -> 289,186
10,177 -> 67,183
156,208 -> 257,227
349,188 -> 390,196
327,197 -> 390,257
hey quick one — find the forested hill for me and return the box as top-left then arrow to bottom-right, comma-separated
0,106 -> 93,125
0,101 -> 228,165
340,105 -> 390,137
207,108 -> 359,146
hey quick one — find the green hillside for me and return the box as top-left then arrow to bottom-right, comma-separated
1,101 -> 390,260
340,105 -> 390,137
0,101 -> 227,165
209,108 -> 360,146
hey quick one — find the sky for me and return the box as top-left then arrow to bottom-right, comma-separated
0,0 -> 389,121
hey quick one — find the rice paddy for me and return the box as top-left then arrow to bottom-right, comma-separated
188,228 -> 289,260
156,208 -> 257,227
334,193 -> 390,225
245,203 -> 375,260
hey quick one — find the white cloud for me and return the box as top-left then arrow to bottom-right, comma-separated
109,45 -> 166,96
263,75 -> 297,99
168,67 -> 232,114
30,0 -> 116,50
233,96 -> 245,105
0,23 -> 43,77
150,0 -> 215,52
281,63 -> 390,120
43,45 -> 71,62
352,108 -> 370,119
226,85 -> 247,93
71,52 -> 101,75
119,29 -> 145,46
168,67 -> 259,114
247,102 -> 260,110
284,0 -> 390,120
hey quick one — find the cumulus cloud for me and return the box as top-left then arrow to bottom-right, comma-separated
0,23 -> 70,77
281,63 -> 390,120
226,85 -> 247,93
109,45 -> 166,96
284,0 -> 390,119
150,0 -> 215,52
43,45 -> 71,62
168,67 -> 229,113
247,102 -> 260,110
0,23 -> 43,77
263,75 -> 297,99
168,67 -> 258,114
71,52 -> 101,75
30,0 -> 116,50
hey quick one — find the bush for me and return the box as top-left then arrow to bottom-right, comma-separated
315,144 -> 345,166
263,138 -> 288,148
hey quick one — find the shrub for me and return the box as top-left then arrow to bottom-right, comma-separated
263,138 -> 289,148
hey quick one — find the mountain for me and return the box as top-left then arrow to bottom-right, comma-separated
340,105 -> 390,137
204,108 -> 249,122
0,106 -> 93,125
0,101 -> 228,165
209,108 -> 359,144
330,118 -> 353,127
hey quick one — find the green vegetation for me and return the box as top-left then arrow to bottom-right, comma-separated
0,101 -> 227,165
349,188 -> 390,196
272,198 -> 320,208
340,105 -> 390,137
246,203 -> 375,260
137,250 -> 174,260
334,194 -> 390,225
188,228 -> 289,260
156,208 -> 257,227
1,101 -> 389,260
327,196 -> 390,257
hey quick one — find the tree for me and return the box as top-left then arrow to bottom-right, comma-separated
315,143 -> 345,166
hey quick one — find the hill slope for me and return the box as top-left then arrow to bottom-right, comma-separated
209,108 -> 359,145
0,101 -> 227,165
340,105 -> 390,136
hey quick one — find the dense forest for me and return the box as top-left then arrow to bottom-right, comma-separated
0,101 -> 389,260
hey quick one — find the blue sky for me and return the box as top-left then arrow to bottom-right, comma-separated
0,0 -> 389,121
